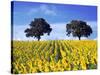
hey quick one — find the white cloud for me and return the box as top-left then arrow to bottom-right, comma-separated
87,21 -> 97,38
13,24 -> 31,41
13,23 -> 66,41
28,4 -> 57,16
93,37 -> 97,40
40,4 -> 57,16
41,23 -> 66,40
13,21 -> 97,41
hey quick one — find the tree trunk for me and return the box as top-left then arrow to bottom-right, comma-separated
37,38 -> 40,41
37,36 -> 40,41
78,36 -> 81,40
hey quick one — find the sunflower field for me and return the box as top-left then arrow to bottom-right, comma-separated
11,40 -> 97,74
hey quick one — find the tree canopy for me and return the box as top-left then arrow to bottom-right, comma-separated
66,20 -> 93,40
24,18 -> 52,41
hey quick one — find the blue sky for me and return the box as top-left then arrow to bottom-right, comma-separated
12,1 -> 97,40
